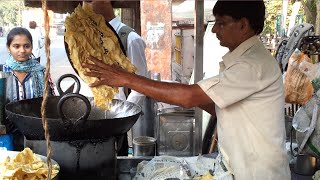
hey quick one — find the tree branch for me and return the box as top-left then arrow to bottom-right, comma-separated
302,0 -> 317,24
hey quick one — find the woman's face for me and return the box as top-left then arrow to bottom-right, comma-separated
7,34 -> 33,62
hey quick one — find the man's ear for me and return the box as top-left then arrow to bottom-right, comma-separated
240,18 -> 252,35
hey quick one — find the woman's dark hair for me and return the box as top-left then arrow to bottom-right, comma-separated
6,27 -> 33,47
212,0 -> 265,34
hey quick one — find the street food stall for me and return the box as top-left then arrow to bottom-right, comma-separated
0,0 -> 320,180
0,0 -> 211,179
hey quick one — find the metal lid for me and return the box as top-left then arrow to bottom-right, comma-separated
157,106 -> 195,116
133,136 -> 156,145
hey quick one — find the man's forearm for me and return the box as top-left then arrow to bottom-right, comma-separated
123,73 -> 214,109
199,103 -> 216,116
124,73 -> 189,107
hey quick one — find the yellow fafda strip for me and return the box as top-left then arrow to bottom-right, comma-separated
64,4 -> 137,109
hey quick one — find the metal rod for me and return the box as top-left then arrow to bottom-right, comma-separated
194,0 -> 204,155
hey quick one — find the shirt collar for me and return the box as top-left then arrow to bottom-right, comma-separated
109,16 -> 122,32
222,35 -> 260,68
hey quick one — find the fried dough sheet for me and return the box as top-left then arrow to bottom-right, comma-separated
64,4 -> 137,109
0,148 -> 59,180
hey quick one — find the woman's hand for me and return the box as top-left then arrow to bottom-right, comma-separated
82,55 -> 130,87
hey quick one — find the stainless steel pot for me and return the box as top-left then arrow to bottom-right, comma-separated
133,136 -> 156,156
293,154 -> 317,175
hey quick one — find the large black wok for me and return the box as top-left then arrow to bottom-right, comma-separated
5,94 -> 141,141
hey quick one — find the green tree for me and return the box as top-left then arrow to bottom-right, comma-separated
262,0 -> 283,36
299,0 -> 320,34
0,0 -> 25,27
262,0 -> 306,37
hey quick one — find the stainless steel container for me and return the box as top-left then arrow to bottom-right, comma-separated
155,103 -> 195,156
0,72 -> 12,125
293,154 -> 317,176
131,97 -> 156,143
151,72 -> 161,81
130,71 -> 157,146
133,136 -> 156,156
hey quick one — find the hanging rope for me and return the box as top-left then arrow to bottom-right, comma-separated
40,0 -> 53,179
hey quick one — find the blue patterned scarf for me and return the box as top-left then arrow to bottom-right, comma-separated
6,55 -> 45,98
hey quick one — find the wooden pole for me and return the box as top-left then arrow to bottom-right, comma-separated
209,128 -> 218,154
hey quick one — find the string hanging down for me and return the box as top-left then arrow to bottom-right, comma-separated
40,0 -> 53,179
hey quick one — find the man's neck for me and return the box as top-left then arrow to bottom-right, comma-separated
229,33 -> 256,52
102,11 -> 116,22
83,1 -> 115,22
98,2 -> 115,22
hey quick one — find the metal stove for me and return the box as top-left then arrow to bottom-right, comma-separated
25,137 -> 117,180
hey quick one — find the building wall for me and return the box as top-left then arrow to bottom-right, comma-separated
141,0 -> 172,80
172,27 -> 194,84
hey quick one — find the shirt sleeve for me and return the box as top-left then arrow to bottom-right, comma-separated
126,33 -> 148,105
197,62 -> 262,108
127,35 -> 148,77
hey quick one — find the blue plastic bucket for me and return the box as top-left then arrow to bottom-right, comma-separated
0,134 -> 14,151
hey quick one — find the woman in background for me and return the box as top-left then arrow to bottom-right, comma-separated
4,27 -> 54,150
5,27 -> 54,101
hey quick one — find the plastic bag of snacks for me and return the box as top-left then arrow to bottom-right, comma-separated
133,155 -> 215,180
284,50 -> 313,105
